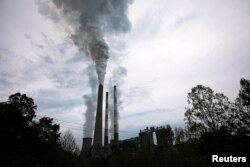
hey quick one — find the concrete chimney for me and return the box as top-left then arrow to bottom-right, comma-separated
80,137 -> 92,158
104,92 -> 109,147
114,85 -> 119,148
93,84 -> 103,149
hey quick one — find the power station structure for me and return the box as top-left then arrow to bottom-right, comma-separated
104,92 -> 109,148
81,85 -> 119,158
79,85 -> 175,158
113,85 -> 119,148
139,127 -> 155,148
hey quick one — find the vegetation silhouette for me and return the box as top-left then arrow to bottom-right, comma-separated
0,93 -> 84,167
0,78 -> 249,166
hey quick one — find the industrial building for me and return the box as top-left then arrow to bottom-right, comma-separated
138,127 -> 155,148
119,137 -> 139,152
80,84 -> 174,158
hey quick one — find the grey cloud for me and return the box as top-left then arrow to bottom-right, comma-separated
24,32 -> 45,49
123,107 -> 184,119
66,52 -> 85,63
24,33 -> 32,40
49,70 -> 83,89
175,13 -> 197,28
42,54 -> 54,64
0,49 -> 30,86
36,89 -> 83,110
36,0 -> 60,23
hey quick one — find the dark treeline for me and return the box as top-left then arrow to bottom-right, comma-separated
0,93 -> 84,167
0,78 -> 249,167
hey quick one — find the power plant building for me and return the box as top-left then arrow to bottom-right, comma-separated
113,85 -> 119,148
139,127 -> 155,148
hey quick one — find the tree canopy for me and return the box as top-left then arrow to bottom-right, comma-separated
184,85 -> 230,135
185,78 -> 250,137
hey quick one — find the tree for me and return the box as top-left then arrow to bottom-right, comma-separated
7,93 -> 37,125
239,78 -> 250,106
228,78 -> 250,135
0,93 -> 62,166
60,129 -> 79,154
0,93 -> 89,167
156,125 -> 174,149
184,85 -> 230,136
36,117 -> 60,144
174,127 -> 186,145
0,103 -> 25,143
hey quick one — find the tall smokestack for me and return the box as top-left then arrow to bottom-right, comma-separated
104,92 -> 109,147
93,84 -> 103,150
114,85 -> 119,148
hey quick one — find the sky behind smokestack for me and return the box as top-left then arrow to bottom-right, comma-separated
0,0 -> 250,146
35,0 -> 132,138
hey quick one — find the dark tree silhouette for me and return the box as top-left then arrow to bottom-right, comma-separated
0,93 -> 65,167
7,93 -> 37,124
36,116 -> 60,144
60,129 -> 79,154
239,78 -> 250,106
228,78 -> 250,136
1,78 -> 249,167
185,85 -> 230,135
0,103 -> 25,143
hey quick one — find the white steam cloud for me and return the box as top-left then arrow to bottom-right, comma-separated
83,65 -> 98,137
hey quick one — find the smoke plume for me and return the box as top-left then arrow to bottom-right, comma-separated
38,0 -> 132,137
40,0 -> 132,84
83,65 -> 98,137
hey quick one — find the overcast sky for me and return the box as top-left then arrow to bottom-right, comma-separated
0,0 -> 250,146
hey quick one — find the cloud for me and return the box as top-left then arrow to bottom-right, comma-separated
1,0 -> 250,144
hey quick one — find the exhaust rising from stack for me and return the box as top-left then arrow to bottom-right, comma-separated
114,85 -> 119,148
104,92 -> 109,147
93,84 -> 103,148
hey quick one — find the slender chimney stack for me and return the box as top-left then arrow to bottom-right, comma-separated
104,92 -> 109,147
114,85 -> 119,148
93,84 -> 103,149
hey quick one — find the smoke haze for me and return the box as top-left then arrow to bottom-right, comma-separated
39,0 -> 132,84
83,65 -> 98,137
37,0 -> 132,138
108,66 -> 127,139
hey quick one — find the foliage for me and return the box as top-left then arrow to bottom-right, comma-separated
228,78 -> 250,136
8,92 -> 37,124
174,127 -> 187,144
60,129 -> 80,154
185,85 -> 231,135
157,125 -> 174,149
0,93 -> 83,167
239,78 -> 250,106
1,78 -> 249,167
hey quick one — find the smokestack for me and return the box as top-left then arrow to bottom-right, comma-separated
114,85 -> 119,148
80,137 -> 92,158
93,84 -> 103,148
104,92 -> 109,147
